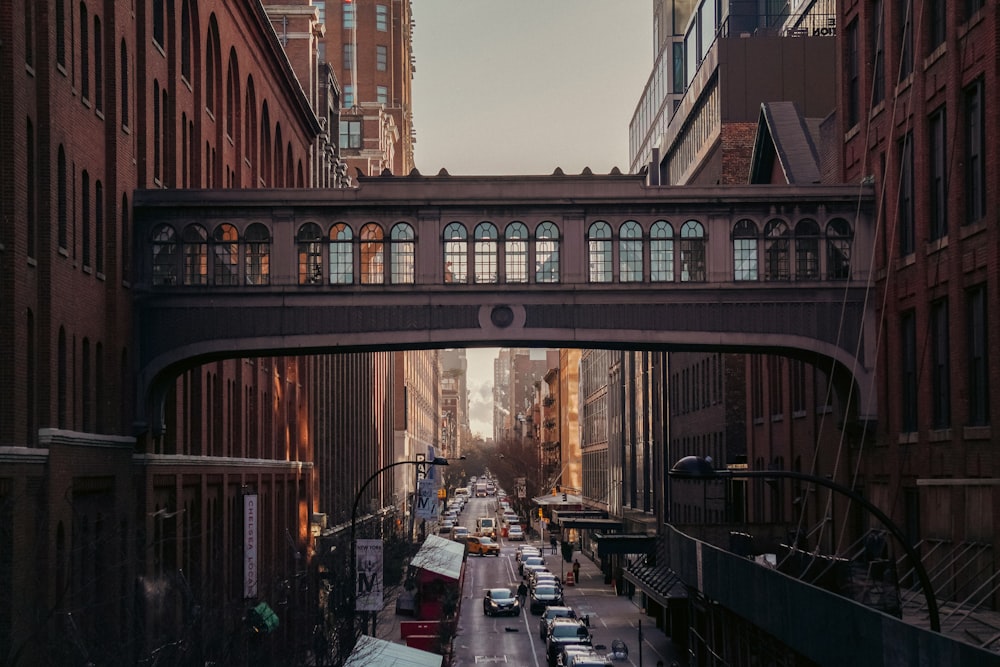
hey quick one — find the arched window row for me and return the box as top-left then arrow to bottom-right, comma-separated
730,217 -> 854,282
148,216 -> 853,287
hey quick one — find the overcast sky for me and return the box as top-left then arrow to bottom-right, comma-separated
410,1 -> 653,436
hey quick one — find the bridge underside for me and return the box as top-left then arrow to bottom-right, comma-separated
136,287 -> 875,434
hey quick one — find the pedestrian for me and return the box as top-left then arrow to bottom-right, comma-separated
572,558 -> 581,582
550,534 -> 557,554
517,581 -> 527,605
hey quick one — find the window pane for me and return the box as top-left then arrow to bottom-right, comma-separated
329,222 -> 354,284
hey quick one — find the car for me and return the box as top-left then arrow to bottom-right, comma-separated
467,535 -> 501,557
523,563 -> 549,583
518,545 -> 542,563
559,648 -> 612,667
483,587 -> 521,617
529,583 -> 564,613
452,526 -> 470,542
520,555 -> 545,575
507,524 -> 525,541
545,618 -> 592,667
439,520 -> 454,535
533,573 -> 561,590
538,605 -> 577,641
527,566 -> 554,587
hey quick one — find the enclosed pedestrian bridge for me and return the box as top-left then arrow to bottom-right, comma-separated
133,172 -> 876,434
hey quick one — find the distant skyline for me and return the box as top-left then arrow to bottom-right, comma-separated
411,1 -> 653,435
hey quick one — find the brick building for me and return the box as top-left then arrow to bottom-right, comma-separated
0,1 -> 404,664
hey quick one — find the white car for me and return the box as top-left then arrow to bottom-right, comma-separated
507,524 -> 525,541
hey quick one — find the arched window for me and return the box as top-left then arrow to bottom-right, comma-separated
588,221 -> 613,283
297,222 -> 324,284
93,16 -> 103,112
443,222 -> 467,284
226,52 -> 238,141
474,222 -> 498,284
794,219 -> 820,280
180,0 -> 192,80
273,124 -> 283,187
329,222 -> 354,284
58,146 -> 68,249
826,218 -> 853,280
120,40 -> 129,128
213,223 -> 239,285
260,103 -> 271,185
650,220 -> 674,282
535,221 -> 560,283
95,181 -> 104,273
764,219 -> 790,281
679,220 -> 705,282
504,222 -> 528,284
81,170 -> 91,266
244,223 -> 270,285
359,223 -> 385,284
732,219 -> 758,281
391,222 -> 415,284
182,224 -> 209,285
80,3 -> 89,99
151,224 -> 178,283
244,77 -> 257,173
619,220 -> 643,282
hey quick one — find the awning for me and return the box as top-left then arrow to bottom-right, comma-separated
410,534 -> 465,581
532,494 -> 583,506
557,518 -> 624,530
344,635 -> 442,667
621,536 -> 688,607
593,532 -> 657,556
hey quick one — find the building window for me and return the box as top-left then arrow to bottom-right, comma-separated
329,222 -> 354,284
24,0 -> 34,69
297,222 -> 324,285
344,85 -> 354,109
965,0 -> 985,21
93,17 -> 103,112
244,223 -> 271,285
846,18 -> 859,127
474,222 -> 498,284
732,219 -> 758,281
360,223 -> 385,284
376,4 -> 388,31
391,222 -> 415,284
870,0 -> 884,106
898,0 -> 913,79
929,0 -> 945,50
535,221 -> 560,283
679,220 -> 705,282
826,218 -> 852,280
898,132 -> 914,255
763,219 -> 790,281
151,224 -> 179,285
58,146 -> 68,249
967,285 -> 989,425
619,220 -> 643,282
343,43 -> 354,71
95,181 -> 104,273
120,41 -> 129,128
183,224 -> 209,285
443,222 -> 467,283
929,107 -> 947,240
56,0 -> 66,67
376,85 -> 388,104
26,119 -> 37,259
80,4 -> 89,100
376,45 -> 387,71
930,298 -> 950,428
213,223 -> 239,285
964,78 -> 985,224
504,221 -> 528,284
794,219 -> 820,280
343,2 -> 355,29
82,171 -> 91,267
181,1 -> 192,80
588,221 -> 613,283
650,220 -> 674,281
339,119 -> 361,149
900,310 -> 917,432
153,0 -> 165,46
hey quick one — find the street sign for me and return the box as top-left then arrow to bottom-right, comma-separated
415,479 -> 439,520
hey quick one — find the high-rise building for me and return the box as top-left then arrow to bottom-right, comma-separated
315,0 -> 416,177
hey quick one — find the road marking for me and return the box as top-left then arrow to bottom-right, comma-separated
474,657 -> 509,663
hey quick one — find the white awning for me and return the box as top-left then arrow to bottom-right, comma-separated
532,494 -> 583,506
344,635 -> 443,667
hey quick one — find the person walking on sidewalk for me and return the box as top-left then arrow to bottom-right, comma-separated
572,558 -> 581,583
550,534 -> 557,554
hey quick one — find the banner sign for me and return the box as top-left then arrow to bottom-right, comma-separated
355,538 -> 384,611
244,494 -> 258,598
416,478 -> 439,520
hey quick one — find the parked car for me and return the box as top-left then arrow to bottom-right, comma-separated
538,605 -> 577,640
517,545 -> 541,562
439,520 -> 453,535
520,555 -> 545,575
545,618 -> 592,667
532,573 -> 561,590
467,535 -> 501,557
452,526 -> 471,542
529,583 -> 565,614
483,587 -> 521,617
507,524 -> 525,541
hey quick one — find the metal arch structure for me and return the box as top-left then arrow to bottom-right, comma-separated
132,173 -> 877,436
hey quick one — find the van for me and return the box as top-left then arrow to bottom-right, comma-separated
454,487 -> 470,499
476,516 -> 496,538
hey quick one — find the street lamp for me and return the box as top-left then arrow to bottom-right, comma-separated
668,456 -> 940,632
347,456 -> 457,649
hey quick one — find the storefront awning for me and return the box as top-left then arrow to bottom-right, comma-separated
557,518 -> 624,530
344,635 -> 442,667
593,532 -> 657,556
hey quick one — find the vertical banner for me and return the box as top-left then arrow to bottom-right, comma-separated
355,538 -> 384,611
415,478 -> 439,520
244,494 -> 258,598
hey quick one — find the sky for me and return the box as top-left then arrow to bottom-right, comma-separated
410,1 -> 653,436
